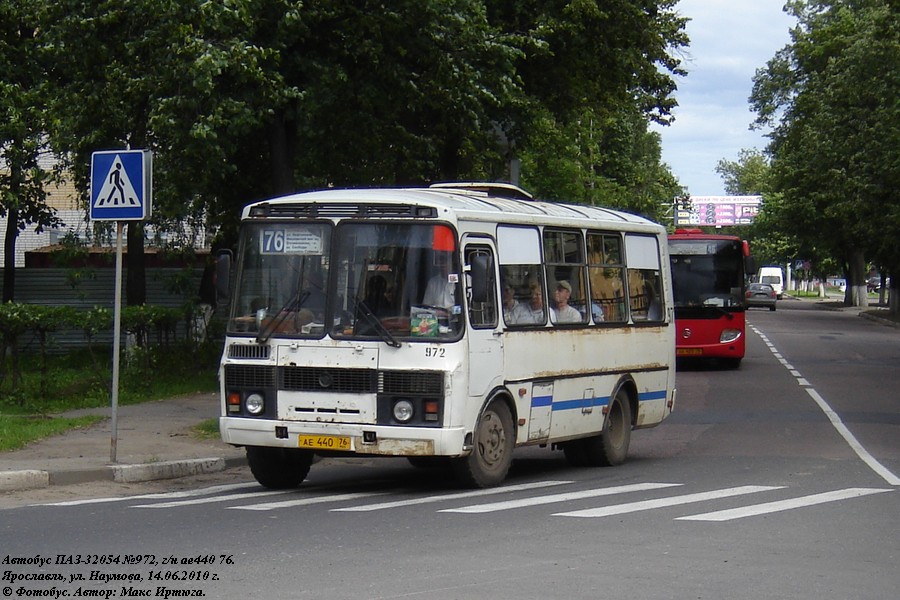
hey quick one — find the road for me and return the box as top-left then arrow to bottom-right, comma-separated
1,300 -> 897,599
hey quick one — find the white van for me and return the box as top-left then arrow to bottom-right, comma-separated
758,266 -> 785,298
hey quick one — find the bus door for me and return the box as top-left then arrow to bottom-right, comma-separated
528,381 -> 553,441
463,238 -> 503,398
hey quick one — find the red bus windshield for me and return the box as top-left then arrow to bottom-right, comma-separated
668,238 -> 745,311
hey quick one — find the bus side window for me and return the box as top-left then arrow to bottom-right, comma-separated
466,245 -> 497,329
543,229 -> 587,325
625,234 -> 665,322
587,232 -> 626,323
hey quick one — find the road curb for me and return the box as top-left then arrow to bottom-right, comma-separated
0,469 -> 49,492
0,455 -> 247,492
860,311 -> 900,329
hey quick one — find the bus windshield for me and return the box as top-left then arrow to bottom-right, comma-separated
669,239 -> 744,310
228,221 -> 464,342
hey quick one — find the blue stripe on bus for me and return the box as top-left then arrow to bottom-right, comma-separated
530,390 -> 667,412
551,396 -> 610,411
531,395 -> 553,408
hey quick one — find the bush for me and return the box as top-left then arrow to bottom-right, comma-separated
0,301 -> 222,406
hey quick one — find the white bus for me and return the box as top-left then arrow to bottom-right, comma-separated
218,183 -> 676,488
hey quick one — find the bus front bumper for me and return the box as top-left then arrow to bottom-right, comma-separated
220,417 -> 469,457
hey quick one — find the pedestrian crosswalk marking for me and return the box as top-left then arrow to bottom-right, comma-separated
229,491 -> 392,511
439,482 -> 681,514
132,488 -> 293,508
31,481 -> 893,523
677,487 -> 892,522
552,485 -> 783,518
332,480 -> 573,512
36,483 -> 255,507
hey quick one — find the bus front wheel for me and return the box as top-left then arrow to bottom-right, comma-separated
452,400 -> 514,488
246,446 -> 314,489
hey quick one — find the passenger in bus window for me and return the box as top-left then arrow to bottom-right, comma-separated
550,280 -> 582,324
423,251 -> 458,308
501,282 -> 519,323
509,281 -> 545,324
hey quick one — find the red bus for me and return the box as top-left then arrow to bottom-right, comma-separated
667,229 -> 754,368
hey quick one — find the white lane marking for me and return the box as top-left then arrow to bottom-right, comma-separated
750,325 -> 900,486
439,483 -> 682,514
332,480 -> 574,512
36,483 -> 257,507
133,489 -> 294,508
678,487 -> 893,521
805,388 -> 900,486
228,491 -> 391,511
552,486 -> 783,518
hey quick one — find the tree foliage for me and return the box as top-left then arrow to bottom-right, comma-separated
0,1 -> 62,302
0,0 -> 692,306
750,0 -> 900,309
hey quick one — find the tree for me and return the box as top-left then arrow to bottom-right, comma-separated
0,1 -> 61,303
716,149 -> 772,196
751,0 -> 900,310
37,0 -> 690,279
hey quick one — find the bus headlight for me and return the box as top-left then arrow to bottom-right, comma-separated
720,329 -> 742,343
392,399 -> 414,423
245,393 -> 265,415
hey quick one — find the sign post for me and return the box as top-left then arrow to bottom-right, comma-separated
90,150 -> 152,463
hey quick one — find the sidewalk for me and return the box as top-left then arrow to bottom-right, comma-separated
0,392 -> 246,492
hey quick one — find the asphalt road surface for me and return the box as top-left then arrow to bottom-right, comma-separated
2,300 -> 897,599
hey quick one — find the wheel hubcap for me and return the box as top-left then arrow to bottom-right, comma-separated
478,412 -> 505,466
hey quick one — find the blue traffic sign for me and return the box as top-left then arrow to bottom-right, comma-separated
90,150 -> 153,221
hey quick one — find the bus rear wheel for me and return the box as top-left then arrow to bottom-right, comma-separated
452,400 -> 514,488
246,446 -> 314,489
580,390 -> 632,467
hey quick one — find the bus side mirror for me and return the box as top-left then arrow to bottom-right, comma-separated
216,250 -> 233,304
469,254 -> 493,303
744,256 -> 757,276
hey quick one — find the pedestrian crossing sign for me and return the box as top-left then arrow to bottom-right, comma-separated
90,150 -> 153,221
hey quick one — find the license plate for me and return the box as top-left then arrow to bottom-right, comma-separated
677,348 -> 703,356
298,435 -> 352,451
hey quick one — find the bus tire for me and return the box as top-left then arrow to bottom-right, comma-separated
582,389 -> 632,467
452,400 -> 514,488
246,446 -> 313,489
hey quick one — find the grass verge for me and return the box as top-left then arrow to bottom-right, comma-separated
0,341 -> 220,452
192,418 -> 221,440
0,415 -> 106,453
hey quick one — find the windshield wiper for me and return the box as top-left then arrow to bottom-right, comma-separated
354,299 -> 402,348
256,290 -> 310,344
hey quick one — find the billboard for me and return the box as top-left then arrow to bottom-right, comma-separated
675,195 -> 761,227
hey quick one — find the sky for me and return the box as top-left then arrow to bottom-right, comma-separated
654,0 -> 797,196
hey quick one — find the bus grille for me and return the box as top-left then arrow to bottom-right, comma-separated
224,365 -> 276,388
380,371 -> 443,395
227,343 -> 270,359
225,365 -> 442,396
280,366 -> 377,393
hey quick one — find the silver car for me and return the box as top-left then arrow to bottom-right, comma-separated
746,283 -> 777,311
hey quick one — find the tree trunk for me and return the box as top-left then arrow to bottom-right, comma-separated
848,247 -> 868,308
268,114 -> 296,195
2,205 -> 17,303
